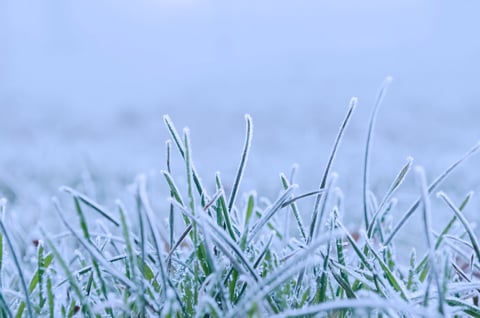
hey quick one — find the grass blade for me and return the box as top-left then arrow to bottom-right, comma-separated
54,198 -> 136,290
249,185 -> 296,243
0,201 -> 34,318
61,186 -> 120,227
385,141 -> 480,245
42,228 -> 95,318
309,97 -> 357,245
228,114 -> 253,212
280,173 -> 307,243
362,76 -> 393,230
437,191 -> 480,263
367,157 -> 413,238
415,166 -> 445,315
163,115 -> 209,205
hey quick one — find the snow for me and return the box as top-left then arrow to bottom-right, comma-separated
1,1 -> 480,244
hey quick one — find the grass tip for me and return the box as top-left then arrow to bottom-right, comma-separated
384,75 -> 394,83
436,191 -> 446,198
51,196 -> 61,205
59,185 -> 72,193
349,96 -> 358,107
0,198 -> 6,206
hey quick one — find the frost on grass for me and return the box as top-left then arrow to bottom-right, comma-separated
1,94 -> 480,317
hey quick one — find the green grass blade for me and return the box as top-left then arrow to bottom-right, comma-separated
310,97 -> 356,239
248,185 -> 296,243
46,276 -> 54,318
161,170 -> 185,207
163,115 -> 209,205
363,77 -> 393,230
319,97 -> 357,190
215,173 -> 237,241
61,187 -> 120,227
367,156 -> 413,238
437,191 -> 480,263
228,114 -> 253,212
0,292 -> 13,318
384,141 -> 480,245
280,173 -> 307,243
0,202 -> 34,318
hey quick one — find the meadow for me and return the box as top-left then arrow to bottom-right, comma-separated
1,80 -> 480,317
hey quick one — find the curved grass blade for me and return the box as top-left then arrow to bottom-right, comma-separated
384,141 -> 480,245
367,157 -> 413,238
228,114 -> 253,212
61,186 -> 120,227
248,185 -> 296,243
319,97 -> 357,191
362,77 -> 393,230
161,170 -> 185,207
310,97 -> 356,242
280,190 -> 323,209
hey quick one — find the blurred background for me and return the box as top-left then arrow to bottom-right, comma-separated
1,1 -> 480,238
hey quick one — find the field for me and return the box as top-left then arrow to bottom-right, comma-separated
2,81 -> 480,316
2,1 -> 480,316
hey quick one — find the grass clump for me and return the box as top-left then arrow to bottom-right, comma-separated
1,85 -> 480,317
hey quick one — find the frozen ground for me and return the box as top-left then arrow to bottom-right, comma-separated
1,1 -> 480,248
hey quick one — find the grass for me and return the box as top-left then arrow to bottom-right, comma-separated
1,86 -> 480,316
